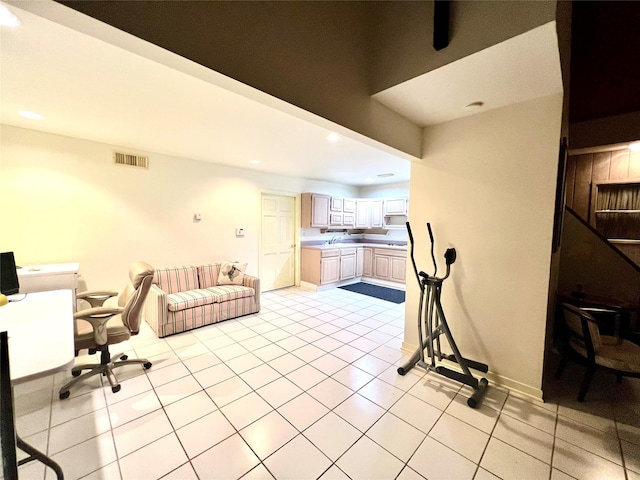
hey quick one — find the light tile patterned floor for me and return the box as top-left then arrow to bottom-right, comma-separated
11,286 -> 640,480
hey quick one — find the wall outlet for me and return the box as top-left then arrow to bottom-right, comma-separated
235,228 -> 244,237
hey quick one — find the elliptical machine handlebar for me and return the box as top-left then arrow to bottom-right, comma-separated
405,222 -> 422,289
427,223 -> 437,276
407,221 -> 457,282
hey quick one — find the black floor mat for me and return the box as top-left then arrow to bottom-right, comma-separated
338,282 -> 405,304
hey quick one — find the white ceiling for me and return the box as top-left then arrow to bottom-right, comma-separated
373,22 -> 563,127
0,2 -> 563,188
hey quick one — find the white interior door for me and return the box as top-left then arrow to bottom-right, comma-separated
261,194 -> 295,291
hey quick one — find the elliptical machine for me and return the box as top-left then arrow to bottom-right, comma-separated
398,222 -> 489,408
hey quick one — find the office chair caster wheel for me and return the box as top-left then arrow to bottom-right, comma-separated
120,354 -> 128,361
144,362 -> 152,369
72,370 -> 81,377
112,384 -> 121,393
59,390 -> 70,400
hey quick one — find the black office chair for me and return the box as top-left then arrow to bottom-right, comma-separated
59,262 -> 154,399
555,302 -> 640,402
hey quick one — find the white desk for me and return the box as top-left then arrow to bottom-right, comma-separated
0,289 -> 74,479
0,290 -> 75,383
17,263 -> 79,296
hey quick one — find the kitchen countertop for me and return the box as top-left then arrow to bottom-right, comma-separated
301,242 -> 407,251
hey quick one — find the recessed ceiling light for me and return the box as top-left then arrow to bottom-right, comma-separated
19,110 -> 44,120
0,5 -> 20,27
249,160 -> 261,165
629,141 -> 640,152
326,133 -> 340,143
377,173 -> 394,178
464,101 -> 484,110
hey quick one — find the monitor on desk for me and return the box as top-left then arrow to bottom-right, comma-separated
0,253 -> 19,296
0,331 -> 18,479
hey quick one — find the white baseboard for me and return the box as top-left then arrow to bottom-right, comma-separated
299,280 -> 356,292
400,341 -> 544,403
360,277 -> 406,290
300,277 -> 405,292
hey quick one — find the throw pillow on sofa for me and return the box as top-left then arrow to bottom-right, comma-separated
198,264 -> 221,288
218,262 -> 247,285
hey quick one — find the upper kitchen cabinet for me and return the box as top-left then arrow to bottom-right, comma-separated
384,198 -> 408,216
302,193 -> 408,230
355,199 -> 370,228
343,198 -> 355,214
329,196 -> 355,227
370,199 -> 384,228
301,193 -> 330,228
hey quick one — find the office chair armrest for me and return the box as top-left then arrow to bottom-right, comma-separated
75,306 -> 124,345
74,306 -> 123,319
76,290 -> 119,308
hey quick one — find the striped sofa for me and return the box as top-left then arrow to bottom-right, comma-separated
142,264 -> 260,338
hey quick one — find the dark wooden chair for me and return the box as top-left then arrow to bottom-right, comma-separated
555,302 -> 640,402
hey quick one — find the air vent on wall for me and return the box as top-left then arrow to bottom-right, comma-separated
113,151 -> 149,169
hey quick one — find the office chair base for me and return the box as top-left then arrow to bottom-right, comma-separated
59,352 -> 152,399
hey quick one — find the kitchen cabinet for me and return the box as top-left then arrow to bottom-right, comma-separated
363,247 -> 373,276
342,213 -> 355,227
328,197 -> 355,227
329,213 -> 355,227
301,247 -> 357,285
355,200 -> 370,228
389,257 -> 407,283
356,247 -> 364,277
370,200 -> 384,228
301,193 -> 330,228
329,212 -> 343,226
370,248 -> 406,284
339,248 -> 356,280
302,246 -> 406,286
302,193 -> 406,230
321,255 -> 340,284
343,198 -> 355,214
373,255 -> 391,280
384,198 -> 407,216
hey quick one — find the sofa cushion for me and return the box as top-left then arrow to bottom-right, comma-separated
167,289 -> 217,312
205,285 -> 254,303
155,266 -> 200,294
198,263 -> 221,288
218,262 -> 247,285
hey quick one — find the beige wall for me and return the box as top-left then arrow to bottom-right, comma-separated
405,94 -> 563,399
370,1 -> 557,93
359,182 -> 409,199
0,125 -> 358,291
50,0 -> 422,159
51,1 -> 557,160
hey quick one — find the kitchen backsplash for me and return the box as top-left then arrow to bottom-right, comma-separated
300,228 -> 408,244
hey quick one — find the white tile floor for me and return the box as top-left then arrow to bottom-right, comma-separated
11,286 -> 640,480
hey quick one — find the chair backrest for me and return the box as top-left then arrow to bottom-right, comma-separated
119,261 -> 155,334
560,302 -> 602,356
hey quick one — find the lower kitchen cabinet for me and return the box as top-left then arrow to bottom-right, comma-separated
320,255 -> 340,284
302,246 -> 406,287
371,248 -> 406,283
